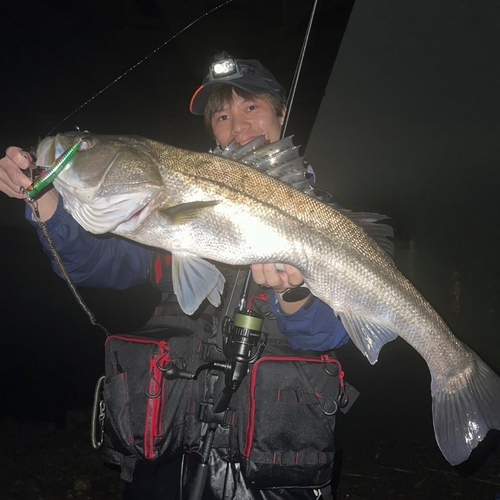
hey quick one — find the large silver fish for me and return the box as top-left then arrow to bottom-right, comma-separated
37,131 -> 500,466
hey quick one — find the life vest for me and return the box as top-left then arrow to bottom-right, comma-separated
92,251 -> 358,495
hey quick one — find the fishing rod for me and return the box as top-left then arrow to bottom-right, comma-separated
282,0 -> 319,138
185,4 -> 321,498
235,0 -> 319,311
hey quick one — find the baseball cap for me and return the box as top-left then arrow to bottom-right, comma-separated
190,52 -> 286,115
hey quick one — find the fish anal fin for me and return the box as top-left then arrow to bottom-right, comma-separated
160,200 -> 220,225
338,311 -> 398,364
171,253 -> 225,315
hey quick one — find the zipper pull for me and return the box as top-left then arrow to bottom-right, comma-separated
146,356 -> 163,399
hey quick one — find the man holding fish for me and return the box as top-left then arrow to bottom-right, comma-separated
0,54 -> 347,340
0,53 -> 350,499
3,47 -> 500,498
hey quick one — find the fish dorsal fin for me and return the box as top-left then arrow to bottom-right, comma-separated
340,210 -> 395,256
212,136 -> 314,195
212,135 -> 394,257
337,311 -> 398,364
159,200 -> 221,225
171,253 -> 226,315
212,137 -> 394,256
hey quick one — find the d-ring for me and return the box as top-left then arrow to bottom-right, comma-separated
317,392 -> 338,416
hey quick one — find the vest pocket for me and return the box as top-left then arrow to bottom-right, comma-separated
103,372 -> 134,449
102,331 -> 199,463
235,351 -> 342,489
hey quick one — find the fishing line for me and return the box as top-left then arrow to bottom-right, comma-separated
26,197 -> 110,336
36,0 -> 235,335
281,0 -> 318,138
45,0 -> 235,138
39,220 -> 110,336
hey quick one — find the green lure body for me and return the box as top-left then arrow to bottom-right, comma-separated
27,138 -> 82,198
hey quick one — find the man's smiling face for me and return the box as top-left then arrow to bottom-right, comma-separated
211,90 -> 285,149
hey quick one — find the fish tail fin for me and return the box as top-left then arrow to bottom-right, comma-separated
432,350 -> 500,465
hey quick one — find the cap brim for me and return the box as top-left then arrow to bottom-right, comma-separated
190,76 -> 281,115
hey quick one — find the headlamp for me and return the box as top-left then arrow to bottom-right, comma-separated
212,59 -> 237,77
209,54 -> 242,81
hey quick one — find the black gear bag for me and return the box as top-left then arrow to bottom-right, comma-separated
230,340 -> 352,489
92,329 -> 356,489
92,326 -> 203,481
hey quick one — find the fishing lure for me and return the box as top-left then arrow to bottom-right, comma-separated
26,138 -> 83,198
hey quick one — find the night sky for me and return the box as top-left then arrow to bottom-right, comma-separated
1,0 -> 499,498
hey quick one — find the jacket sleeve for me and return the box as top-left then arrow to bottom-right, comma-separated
25,195 -> 153,289
268,292 -> 350,351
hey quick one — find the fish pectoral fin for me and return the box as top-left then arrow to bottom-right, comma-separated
171,253 -> 226,316
338,312 -> 398,365
159,200 -> 221,225
206,271 -> 226,309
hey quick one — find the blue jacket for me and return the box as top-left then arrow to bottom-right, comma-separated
27,198 -> 349,351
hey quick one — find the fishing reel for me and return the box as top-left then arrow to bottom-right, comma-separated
161,307 -> 267,414
210,309 -> 267,411
160,272 -> 268,414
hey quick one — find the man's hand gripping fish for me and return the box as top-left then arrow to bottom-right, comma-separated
37,131 -> 500,467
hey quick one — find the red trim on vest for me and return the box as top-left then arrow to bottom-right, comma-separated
154,256 -> 163,284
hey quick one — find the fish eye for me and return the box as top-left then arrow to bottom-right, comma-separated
79,138 -> 94,151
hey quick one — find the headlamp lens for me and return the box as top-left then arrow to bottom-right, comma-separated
211,58 -> 237,78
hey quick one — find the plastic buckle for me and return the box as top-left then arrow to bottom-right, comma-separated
196,402 -> 234,426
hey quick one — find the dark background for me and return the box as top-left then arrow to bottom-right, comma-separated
1,0 -> 499,498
